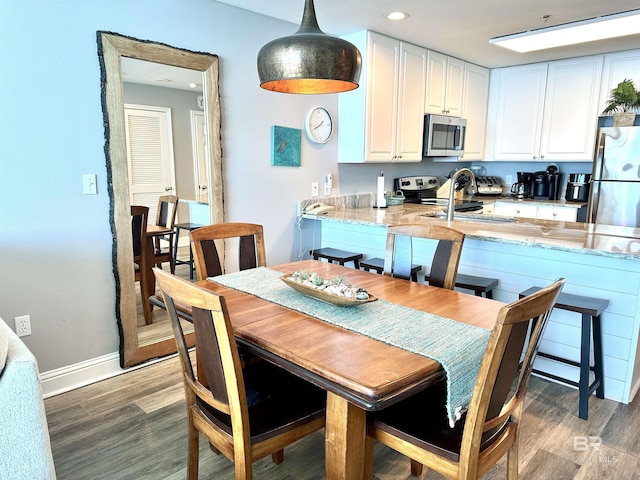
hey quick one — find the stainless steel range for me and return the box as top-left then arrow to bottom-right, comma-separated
394,175 -> 439,203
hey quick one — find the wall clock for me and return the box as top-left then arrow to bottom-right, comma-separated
305,106 -> 333,144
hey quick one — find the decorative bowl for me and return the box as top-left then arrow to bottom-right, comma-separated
280,275 -> 377,307
384,190 -> 405,206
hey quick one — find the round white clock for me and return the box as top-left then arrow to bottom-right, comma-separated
305,106 -> 333,144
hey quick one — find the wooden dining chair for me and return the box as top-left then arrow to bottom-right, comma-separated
383,224 -> 465,289
153,268 -> 326,480
364,277 -> 565,480
131,205 -> 153,325
153,194 -> 179,273
190,222 -> 267,280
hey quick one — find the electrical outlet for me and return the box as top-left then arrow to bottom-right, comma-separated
311,182 -> 319,197
15,315 -> 31,337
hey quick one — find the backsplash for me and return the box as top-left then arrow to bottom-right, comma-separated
297,193 -> 374,216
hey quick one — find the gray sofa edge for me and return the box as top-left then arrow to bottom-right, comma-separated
0,319 -> 56,479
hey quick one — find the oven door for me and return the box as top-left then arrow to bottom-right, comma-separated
424,114 -> 466,157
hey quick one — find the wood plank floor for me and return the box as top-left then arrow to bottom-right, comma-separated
44,354 -> 640,479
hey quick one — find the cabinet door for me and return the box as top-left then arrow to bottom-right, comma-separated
491,63 -> 548,161
395,42 -> 427,162
460,63 -> 489,160
494,202 -> 538,218
540,56 -> 603,162
445,57 -> 465,117
599,49 -> 640,115
366,33 -> 400,161
425,50 -> 448,115
536,205 -> 577,222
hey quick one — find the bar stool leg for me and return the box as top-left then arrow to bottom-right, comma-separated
593,314 -> 605,399
579,313 -> 592,420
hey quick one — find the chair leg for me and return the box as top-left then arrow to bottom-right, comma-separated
363,435 -> 374,479
506,441 -> 519,480
410,459 -> 423,477
271,449 -> 284,465
187,412 -> 199,480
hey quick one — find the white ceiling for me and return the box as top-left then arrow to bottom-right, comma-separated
121,57 -> 203,92
216,0 -> 640,68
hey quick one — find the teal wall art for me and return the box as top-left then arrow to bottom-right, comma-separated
271,125 -> 301,167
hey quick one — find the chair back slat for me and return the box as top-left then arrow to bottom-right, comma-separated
429,240 -> 454,288
130,205 -> 148,259
192,306 -> 229,404
239,235 -> 259,271
200,239 -> 224,278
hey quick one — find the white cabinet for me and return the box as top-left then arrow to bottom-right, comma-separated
599,49 -> 640,115
494,202 -> 578,222
536,205 -> 578,222
488,56 -> 603,162
425,51 -> 464,116
338,31 -> 427,163
460,63 -> 490,160
494,202 -> 538,219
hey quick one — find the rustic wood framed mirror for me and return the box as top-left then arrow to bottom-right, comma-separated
98,32 -> 223,367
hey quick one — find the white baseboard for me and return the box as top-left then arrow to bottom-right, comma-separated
39,352 -> 173,399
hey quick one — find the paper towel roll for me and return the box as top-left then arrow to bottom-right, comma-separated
376,173 -> 387,208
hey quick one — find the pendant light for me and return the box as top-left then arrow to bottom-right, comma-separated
257,0 -> 362,94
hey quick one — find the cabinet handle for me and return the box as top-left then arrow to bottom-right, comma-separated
552,212 -> 557,217
165,186 -> 172,191
532,155 -> 537,160
541,155 -> 545,159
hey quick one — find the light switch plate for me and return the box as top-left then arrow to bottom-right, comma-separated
83,174 -> 97,195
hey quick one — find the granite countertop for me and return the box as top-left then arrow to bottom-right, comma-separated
302,203 -> 640,260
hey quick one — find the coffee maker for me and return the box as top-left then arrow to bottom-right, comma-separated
532,165 -> 561,200
511,172 -> 534,198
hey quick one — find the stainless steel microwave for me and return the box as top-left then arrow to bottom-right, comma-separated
423,114 -> 467,157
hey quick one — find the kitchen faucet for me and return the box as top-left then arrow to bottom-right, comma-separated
447,168 -> 477,221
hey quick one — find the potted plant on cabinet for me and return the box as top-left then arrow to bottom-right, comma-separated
602,78 -> 640,126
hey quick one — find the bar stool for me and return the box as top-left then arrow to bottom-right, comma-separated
424,273 -> 499,298
173,222 -> 205,280
519,287 -> 608,420
312,247 -> 363,269
360,257 -> 421,282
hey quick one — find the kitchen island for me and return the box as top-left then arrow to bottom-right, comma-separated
300,202 -> 640,405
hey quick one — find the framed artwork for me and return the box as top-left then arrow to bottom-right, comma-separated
271,125 -> 301,167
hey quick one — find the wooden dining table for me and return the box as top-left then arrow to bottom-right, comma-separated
191,259 -> 505,480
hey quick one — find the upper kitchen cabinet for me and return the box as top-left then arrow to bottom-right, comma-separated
598,49 -> 640,115
487,55 -> 603,162
460,62 -> 490,161
425,51 -> 465,116
338,31 -> 427,163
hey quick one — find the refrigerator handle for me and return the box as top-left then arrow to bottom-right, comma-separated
587,131 -> 606,223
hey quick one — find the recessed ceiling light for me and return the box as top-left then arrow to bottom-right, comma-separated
386,11 -> 409,21
490,9 -> 640,53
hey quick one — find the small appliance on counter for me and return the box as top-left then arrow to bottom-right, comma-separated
532,164 -> 562,200
394,175 -> 439,203
566,173 -> 591,202
473,176 -> 504,196
510,172 -> 534,199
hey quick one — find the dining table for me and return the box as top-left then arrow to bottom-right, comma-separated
188,259 -> 505,480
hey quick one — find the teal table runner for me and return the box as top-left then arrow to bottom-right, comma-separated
210,267 -> 491,426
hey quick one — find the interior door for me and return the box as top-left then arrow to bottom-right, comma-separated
190,110 -> 209,204
125,104 -> 176,221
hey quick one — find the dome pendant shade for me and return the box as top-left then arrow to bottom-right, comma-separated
257,0 -> 362,94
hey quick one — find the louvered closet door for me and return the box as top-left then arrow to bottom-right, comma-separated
124,105 -> 175,222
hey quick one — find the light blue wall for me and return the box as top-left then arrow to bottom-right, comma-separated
0,0 -> 343,372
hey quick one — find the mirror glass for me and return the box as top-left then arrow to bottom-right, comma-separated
98,32 -> 223,367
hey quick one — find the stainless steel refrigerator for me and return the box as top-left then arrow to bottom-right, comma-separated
588,126 -> 640,228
